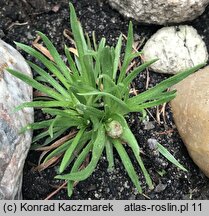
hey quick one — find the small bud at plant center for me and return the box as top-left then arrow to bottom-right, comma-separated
106,120 -> 123,138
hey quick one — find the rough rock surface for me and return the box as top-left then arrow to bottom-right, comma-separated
108,0 -> 209,25
0,40 -> 33,199
143,25 -> 208,74
170,66 -> 209,178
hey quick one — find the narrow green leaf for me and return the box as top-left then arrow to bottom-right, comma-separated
71,80 -> 97,93
78,91 -> 130,113
83,54 -> 95,86
20,119 -> 54,133
7,68 -> 65,101
32,130 -> 54,144
128,63 -> 206,105
130,92 -> 176,111
69,3 -> 87,58
100,46 -> 113,79
92,31 -> 97,51
14,101 -> 72,112
113,34 -> 122,80
44,131 -> 92,163
69,2 -> 89,83
98,74 -> 121,98
22,116 -> 84,134
55,125 -> 105,181
67,139 -> 94,197
76,103 -> 104,118
37,32 -> 72,83
105,138 -> 114,171
35,75 -> 47,82
124,21 -> 133,63
89,115 -> 100,132
64,45 -> 80,78
94,38 -> 106,79
118,21 -> 133,83
52,116 -> 84,129
67,131 -> 95,167
129,51 -> 143,60
157,143 -> 188,172
28,61 -> 71,99
59,127 -> 86,173
117,51 -> 143,84
113,139 -> 142,193
14,42 -> 70,89
48,115 -> 59,138
42,108 -> 79,117
85,32 -> 92,50
45,138 -> 73,161
111,113 -> 153,189
123,59 -> 158,88
41,115 -> 83,135
44,129 -> 67,147
71,140 -> 93,172
31,127 -> 66,147
98,37 -> 106,50
67,181 -> 74,197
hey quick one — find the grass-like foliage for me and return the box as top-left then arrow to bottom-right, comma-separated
7,3 -> 205,196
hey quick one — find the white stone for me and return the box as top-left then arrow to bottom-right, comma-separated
0,39 -> 33,199
170,66 -> 209,178
143,25 -> 208,74
108,0 -> 209,25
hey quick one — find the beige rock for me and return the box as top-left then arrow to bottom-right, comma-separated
0,39 -> 33,199
170,66 -> 209,177
143,25 -> 208,74
108,0 -> 209,25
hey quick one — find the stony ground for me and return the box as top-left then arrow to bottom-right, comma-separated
1,0 -> 209,200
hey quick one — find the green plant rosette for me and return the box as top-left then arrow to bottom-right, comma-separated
7,3 -> 205,197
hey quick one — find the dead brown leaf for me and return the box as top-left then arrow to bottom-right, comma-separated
32,35 -> 54,61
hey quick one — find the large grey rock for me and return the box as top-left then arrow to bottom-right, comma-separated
143,25 -> 208,74
0,40 -> 33,199
108,0 -> 209,25
170,66 -> 209,178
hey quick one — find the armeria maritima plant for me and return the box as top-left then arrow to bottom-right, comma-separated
7,3 -> 205,197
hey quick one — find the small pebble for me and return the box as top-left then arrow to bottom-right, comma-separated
154,182 -> 167,193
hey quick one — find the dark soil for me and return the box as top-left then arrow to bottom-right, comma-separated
1,0 -> 209,200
